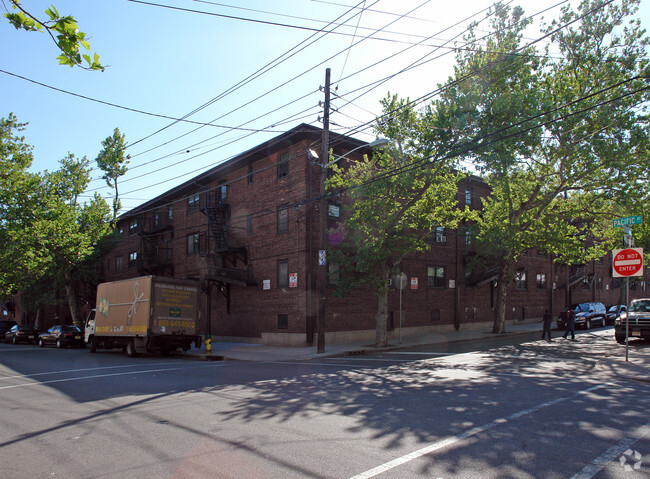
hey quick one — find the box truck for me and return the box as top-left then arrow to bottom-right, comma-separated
85,276 -> 202,357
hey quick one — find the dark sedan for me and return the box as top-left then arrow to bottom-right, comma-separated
38,325 -> 85,349
4,324 -> 39,344
0,320 -> 17,340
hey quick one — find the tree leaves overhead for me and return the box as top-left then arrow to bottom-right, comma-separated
4,1 -> 104,70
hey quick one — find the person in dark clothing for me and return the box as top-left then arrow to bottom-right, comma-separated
542,310 -> 553,342
563,308 -> 576,340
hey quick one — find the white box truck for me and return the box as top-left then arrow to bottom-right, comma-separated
85,276 -> 202,357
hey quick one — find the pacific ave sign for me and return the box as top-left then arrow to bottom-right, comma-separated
612,248 -> 644,278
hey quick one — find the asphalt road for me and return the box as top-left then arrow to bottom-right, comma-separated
0,328 -> 648,479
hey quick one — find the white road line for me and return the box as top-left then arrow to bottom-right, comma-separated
348,384 -> 605,479
570,422 -> 650,479
0,363 -> 225,390
0,361 -> 182,380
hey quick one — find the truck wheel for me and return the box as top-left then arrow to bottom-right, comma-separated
126,341 -> 139,358
90,339 -> 97,353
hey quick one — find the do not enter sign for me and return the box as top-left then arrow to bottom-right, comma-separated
613,248 -> 644,278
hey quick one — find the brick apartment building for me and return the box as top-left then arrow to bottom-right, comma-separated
97,123 -> 647,345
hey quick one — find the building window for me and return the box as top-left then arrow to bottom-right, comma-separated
278,260 -> 288,288
277,314 -> 288,329
128,252 -> 137,268
129,219 -> 138,236
277,151 -> 289,178
218,183 -> 227,202
187,233 -> 200,255
515,271 -> 527,290
328,262 -> 340,284
596,277 -> 603,290
465,189 -> 472,207
278,206 -> 289,234
165,240 -> 173,260
536,273 -> 547,289
248,215 -> 253,235
431,309 -> 441,322
188,193 -> 201,212
168,207 -> 173,221
154,212 -> 160,228
427,266 -> 445,288
248,165 -> 254,185
115,256 -> 123,272
434,227 -> 446,244
464,228 -> 471,246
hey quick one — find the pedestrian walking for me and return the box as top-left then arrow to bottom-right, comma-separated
542,310 -> 553,342
563,308 -> 576,341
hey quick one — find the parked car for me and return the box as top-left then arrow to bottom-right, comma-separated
0,320 -> 17,340
606,304 -> 627,325
557,302 -> 607,330
4,324 -> 39,344
615,298 -> 650,344
38,325 -> 85,349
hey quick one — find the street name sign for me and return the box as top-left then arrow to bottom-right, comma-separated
612,248 -> 644,278
613,216 -> 643,228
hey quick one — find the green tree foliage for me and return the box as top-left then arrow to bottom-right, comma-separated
436,0 -> 650,333
0,115 -> 112,325
95,127 -> 130,224
327,95 -> 467,347
3,0 -> 104,70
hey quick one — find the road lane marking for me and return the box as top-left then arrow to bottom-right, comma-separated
570,422 -> 650,479
0,363 -> 225,390
0,361 -> 183,380
348,384 -> 606,479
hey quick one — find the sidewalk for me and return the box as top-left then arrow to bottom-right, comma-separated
185,322 -> 650,382
187,321 -> 541,361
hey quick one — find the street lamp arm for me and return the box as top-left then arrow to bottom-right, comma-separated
324,138 -> 390,167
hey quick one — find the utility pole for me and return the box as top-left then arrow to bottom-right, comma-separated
317,68 -> 330,354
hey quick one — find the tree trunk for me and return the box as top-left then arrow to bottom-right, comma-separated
492,262 -> 511,334
375,289 -> 388,347
34,305 -> 42,331
64,270 -> 80,327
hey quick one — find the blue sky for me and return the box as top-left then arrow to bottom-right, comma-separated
2,0 -> 648,212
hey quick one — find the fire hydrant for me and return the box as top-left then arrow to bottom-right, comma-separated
205,336 -> 212,353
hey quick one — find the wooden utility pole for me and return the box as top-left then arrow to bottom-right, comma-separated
317,68 -> 330,354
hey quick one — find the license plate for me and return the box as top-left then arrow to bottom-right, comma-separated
75,336 -> 81,340
632,331 -> 641,337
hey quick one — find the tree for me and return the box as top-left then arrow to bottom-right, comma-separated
0,113 -> 48,297
35,156 -> 112,326
435,0 -> 650,333
95,127 -> 130,224
3,0 -> 104,70
327,95 -> 466,347
0,114 -> 112,326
